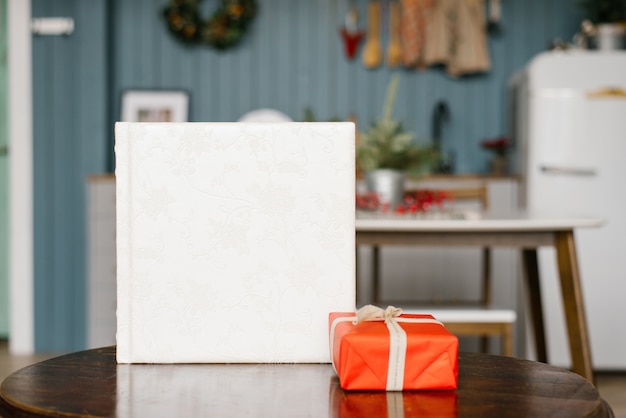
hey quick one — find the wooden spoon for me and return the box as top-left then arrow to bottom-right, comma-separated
387,1 -> 403,67
362,1 -> 382,69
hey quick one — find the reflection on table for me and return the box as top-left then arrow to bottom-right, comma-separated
0,347 -> 613,417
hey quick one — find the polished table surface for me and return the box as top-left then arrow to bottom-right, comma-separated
0,347 -> 613,418
356,210 -> 604,383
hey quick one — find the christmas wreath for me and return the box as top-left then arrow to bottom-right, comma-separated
163,0 -> 257,50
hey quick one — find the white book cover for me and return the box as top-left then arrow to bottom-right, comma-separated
115,122 -> 355,363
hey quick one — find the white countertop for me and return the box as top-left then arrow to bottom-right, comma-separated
355,210 -> 605,232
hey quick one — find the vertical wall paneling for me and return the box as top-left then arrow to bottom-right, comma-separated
274,0 -> 292,117
76,0 -> 109,348
254,2 -> 273,117
295,1 -> 309,119
140,0 -> 158,87
31,0 -> 587,351
323,1 -> 338,120
51,0 -> 73,351
236,29 -> 252,118
105,0 -> 116,170
332,1 -> 348,120
32,0 -> 54,349
108,0 -> 587,157
32,0 -> 108,352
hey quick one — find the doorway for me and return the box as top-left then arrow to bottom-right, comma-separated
0,0 -> 9,338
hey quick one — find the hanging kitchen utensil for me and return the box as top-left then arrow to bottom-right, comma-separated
362,0 -> 383,69
401,0 -> 433,69
387,1 -> 403,67
446,0 -> 490,77
422,0 -> 453,67
339,1 -> 365,59
486,0 -> 501,36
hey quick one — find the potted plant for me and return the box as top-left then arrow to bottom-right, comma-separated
480,135 -> 511,176
357,74 -> 436,208
578,0 -> 626,49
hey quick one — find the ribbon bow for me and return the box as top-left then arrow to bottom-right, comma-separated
355,304 -> 402,325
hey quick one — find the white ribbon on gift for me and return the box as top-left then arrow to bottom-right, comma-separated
330,305 -> 444,391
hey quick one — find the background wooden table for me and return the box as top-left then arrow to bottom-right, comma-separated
356,212 -> 603,383
0,347 -> 613,417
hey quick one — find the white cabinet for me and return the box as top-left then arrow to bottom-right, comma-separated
87,175 -> 117,348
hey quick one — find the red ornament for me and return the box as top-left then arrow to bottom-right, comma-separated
339,27 -> 365,60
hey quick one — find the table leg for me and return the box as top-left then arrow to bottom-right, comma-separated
555,231 -> 594,384
372,245 -> 380,304
522,249 -> 548,363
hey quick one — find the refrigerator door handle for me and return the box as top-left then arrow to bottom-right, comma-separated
540,165 -> 597,176
587,86 -> 626,99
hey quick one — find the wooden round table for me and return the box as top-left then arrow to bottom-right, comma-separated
0,347 -> 613,417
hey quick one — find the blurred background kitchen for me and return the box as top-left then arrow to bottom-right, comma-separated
2,0 -> 626,391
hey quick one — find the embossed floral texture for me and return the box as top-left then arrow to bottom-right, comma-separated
115,122 -> 356,363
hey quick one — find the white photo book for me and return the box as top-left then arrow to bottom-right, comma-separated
115,122 -> 355,363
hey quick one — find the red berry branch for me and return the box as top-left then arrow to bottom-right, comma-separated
356,189 -> 450,215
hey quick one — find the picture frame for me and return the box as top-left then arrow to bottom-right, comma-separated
120,89 -> 189,122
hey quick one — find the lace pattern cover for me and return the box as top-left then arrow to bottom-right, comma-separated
115,122 -> 356,363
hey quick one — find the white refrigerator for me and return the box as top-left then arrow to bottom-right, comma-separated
515,50 -> 626,370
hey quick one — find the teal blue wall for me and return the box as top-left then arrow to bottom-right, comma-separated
32,0 -> 585,351
32,0 -> 109,351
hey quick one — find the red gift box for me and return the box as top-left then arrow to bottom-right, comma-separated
329,306 -> 458,391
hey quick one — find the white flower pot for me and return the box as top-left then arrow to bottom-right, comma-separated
590,24 -> 625,50
365,169 -> 405,208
